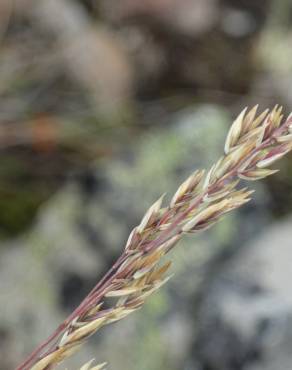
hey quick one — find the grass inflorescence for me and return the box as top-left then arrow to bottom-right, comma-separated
16,105 -> 292,370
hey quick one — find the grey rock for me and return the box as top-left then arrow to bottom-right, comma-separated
194,217 -> 292,370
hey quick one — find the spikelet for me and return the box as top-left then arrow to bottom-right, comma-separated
182,199 -> 229,232
170,169 -> 205,207
137,194 -> 165,233
257,143 -> 292,168
80,360 -> 107,370
224,107 -> 248,154
239,168 -> 279,181
249,108 -> 269,130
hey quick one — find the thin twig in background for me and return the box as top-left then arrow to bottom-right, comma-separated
16,105 -> 292,370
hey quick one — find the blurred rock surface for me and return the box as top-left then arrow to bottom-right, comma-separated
194,217 -> 292,370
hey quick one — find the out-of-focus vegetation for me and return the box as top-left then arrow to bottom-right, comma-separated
1,1 -> 292,369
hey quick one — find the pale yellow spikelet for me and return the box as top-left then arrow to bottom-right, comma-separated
203,163 -> 217,189
132,267 -> 154,280
269,105 -> 283,129
204,180 -> 239,202
238,124 -> 267,148
80,360 -> 107,370
277,134 -> 292,143
227,141 -> 257,167
105,286 -> 143,297
225,188 -> 254,209
31,345 -> 80,370
257,151 -> 289,168
133,248 -> 164,273
170,174 -> 194,207
238,150 -> 267,173
239,168 -> 279,181
108,308 -> 138,323
159,234 -> 181,251
138,274 -> 174,299
170,169 -> 205,207
86,303 -> 104,317
137,194 -> 165,233
224,107 -> 247,154
105,307 -> 137,324
133,259 -> 164,279
249,108 -> 269,130
116,252 -> 142,274
241,104 -> 258,132
30,353 -> 57,370
253,124 -> 267,147
147,261 -> 172,283
182,199 -> 229,232
210,156 -> 232,180
62,316 -> 108,345
125,227 -> 138,249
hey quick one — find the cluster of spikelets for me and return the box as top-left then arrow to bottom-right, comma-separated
17,105 -> 292,370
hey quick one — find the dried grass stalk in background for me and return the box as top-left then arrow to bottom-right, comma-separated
16,106 -> 292,370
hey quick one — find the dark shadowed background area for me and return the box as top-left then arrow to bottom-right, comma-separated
1,0 -> 292,369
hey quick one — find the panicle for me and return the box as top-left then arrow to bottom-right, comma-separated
19,105 -> 292,370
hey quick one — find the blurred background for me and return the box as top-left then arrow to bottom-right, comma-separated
1,0 -> 292,369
